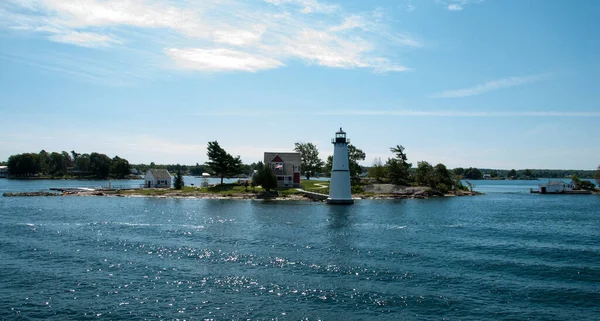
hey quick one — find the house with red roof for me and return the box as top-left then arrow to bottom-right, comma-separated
263,152 -> 302,188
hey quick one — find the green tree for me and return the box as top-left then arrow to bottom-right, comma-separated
206,141 -> 244,185
61,151 -> 73,169
522,169 -> 536,179
71,150 -> 80,163
325,155 -> 333,176
189,163 -> 209,176
294,142 -> 324,180
385,158 -> 407,185
453,167 -> 465,176
348,144 -> 366,177
415,161 -> 435,187
252,162 -> 277,191
38,150 -> 50,175
174,165 -> 185,190
572,174 -> 596,191
390,145 -> 411,167
433,163 -> 453,192
75,153 -> 91,174
452,174 -> 468,191
387,145 -> 412,184
368,157 -> 388,181
464,167 -> 483,180
48,152 -> 68,176
7,153 -> 41,177
89,152 -> 112,178
414,162 -> 453,192
508,169 -> 517,179
111,156 -> 130,178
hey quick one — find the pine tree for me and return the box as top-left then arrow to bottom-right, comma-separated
174,166 -> 184,190
253,162 -> 277,191
206,141 -> 243,185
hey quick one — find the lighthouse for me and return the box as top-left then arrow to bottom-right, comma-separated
327,128 -> 354,205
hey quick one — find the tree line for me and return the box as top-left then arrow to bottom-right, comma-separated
4,144 -> 599,192
367,145 -> 462,193
455,168 -> 598,180
6,150 -> 130,178
196,141 -> 366,185
288,142 -> 462,193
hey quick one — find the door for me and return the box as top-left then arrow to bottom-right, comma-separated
293,172 -> 300,184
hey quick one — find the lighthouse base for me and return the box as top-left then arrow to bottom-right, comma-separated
326,198 -> 355,205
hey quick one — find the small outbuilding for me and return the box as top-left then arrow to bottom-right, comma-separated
144,169 -> 172,188
538,180 -> 573,194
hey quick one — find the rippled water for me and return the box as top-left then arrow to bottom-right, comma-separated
0,180 -> 599,320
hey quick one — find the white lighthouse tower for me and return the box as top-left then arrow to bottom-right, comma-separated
327,128 -> 354,205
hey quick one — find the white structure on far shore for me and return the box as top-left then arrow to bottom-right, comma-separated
144,169 -> 172,188
327,128 -> 354,205
0,166 -> 8,178
537,181 -> 574,194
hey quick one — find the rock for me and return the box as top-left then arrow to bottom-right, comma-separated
3,191 -> 62,197
256,191 -> 279,199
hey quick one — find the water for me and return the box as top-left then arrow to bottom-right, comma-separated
0,176 -> 239,193
0,179 -> 599,320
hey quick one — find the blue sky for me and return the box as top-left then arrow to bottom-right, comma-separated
1,0 -> 599,169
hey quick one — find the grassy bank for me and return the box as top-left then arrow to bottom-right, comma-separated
106,180 -> 330,198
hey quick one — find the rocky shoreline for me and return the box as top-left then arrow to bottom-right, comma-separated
3,191 -> 63,197
3,185 -> 481,200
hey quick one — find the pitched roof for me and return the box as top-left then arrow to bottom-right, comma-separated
544,180 -> 567,186
271,155 -> 284,162
147,169 -> 171,179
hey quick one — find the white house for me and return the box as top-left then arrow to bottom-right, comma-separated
264,152 -> 302,188
0,166 -> 8,178
144,169 -> 172,188
538,180 -> 573,194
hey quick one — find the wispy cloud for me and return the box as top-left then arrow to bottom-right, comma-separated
0,51 -> 145,86
329,15 -> 366,32
430,74 -> 550,98
48,31 -> 121,48
447,4 -> 463,11
438,0 -> 483,12
1,0 -> 420,75
264,0 -> 339,14
165,48 -> 284,72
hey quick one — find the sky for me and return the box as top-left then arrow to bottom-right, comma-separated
0,0 -> 599,170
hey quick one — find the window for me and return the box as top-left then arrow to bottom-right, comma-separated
277,176 -> 284,180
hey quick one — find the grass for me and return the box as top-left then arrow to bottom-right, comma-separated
300,179 -> 330,194
110,180 -> 332,198
205,183 -> 260,195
